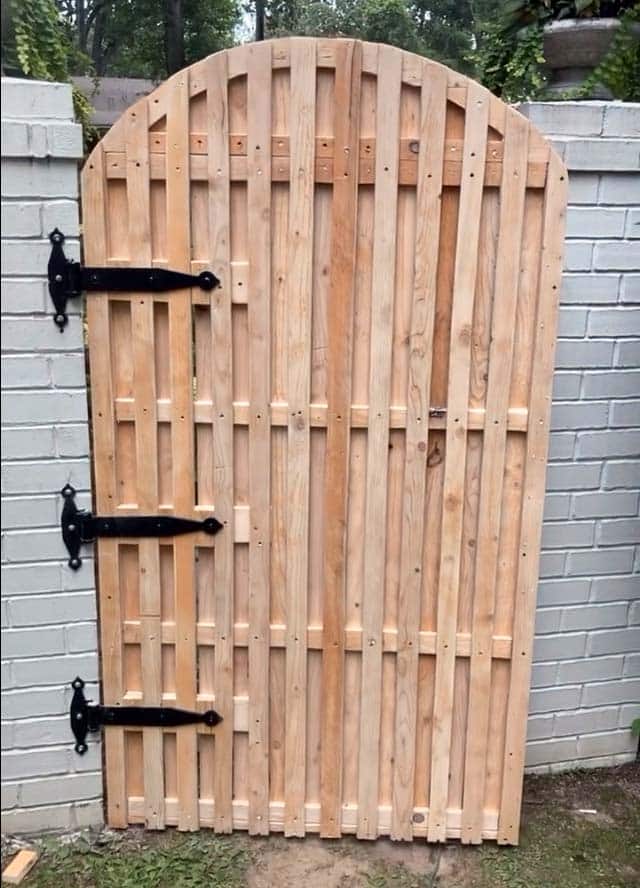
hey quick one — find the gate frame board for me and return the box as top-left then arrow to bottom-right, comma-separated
81,37 -> 567,844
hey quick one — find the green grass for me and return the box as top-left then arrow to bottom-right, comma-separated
4,764 -> 637,888
478,768 -> 640,888
20,833 -> 250,888
480,814 -> 640,888
366,862 -> 436,888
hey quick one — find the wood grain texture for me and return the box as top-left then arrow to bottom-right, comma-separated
357,44 -> 402,840
319,39 -> 361,838
126,99 -> 165,830
391,62 -> 447,842
428,80 -> 489,844
81,143 -> 127,828
82,38 -> 565,845
498,152 -> 567,845
206,49 -> 235,833
461,109 -> 528,844
2,850 -> 39,885
284,39 -> 316,836
166,68 -> 199,831
246,41 -> 272,835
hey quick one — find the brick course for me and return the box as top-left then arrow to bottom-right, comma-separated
1,79 -> 102,833
520,101 -> 639,774
1,85 -> 638,832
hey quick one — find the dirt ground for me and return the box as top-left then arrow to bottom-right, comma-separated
2,763 -> 638,888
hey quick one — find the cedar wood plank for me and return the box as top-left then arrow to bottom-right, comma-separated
319,39 -> 362,837
206,49 -> 236,833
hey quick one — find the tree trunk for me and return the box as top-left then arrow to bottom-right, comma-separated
90,3 -> 113,76
165,0 -> 185,75
256,0 -> 265,41
76,0 -> 88,55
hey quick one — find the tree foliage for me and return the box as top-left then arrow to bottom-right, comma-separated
95,0 -> 238,79
473,0 -> 640,101
3,1 -> 239,81
2,0 -> 94,130
266,0 -> 498,69
410,0 -> 475,71
4,0 -> 506,87
267,0 -> 420,51
9,0 -> 632,126
56,0 -> 239,78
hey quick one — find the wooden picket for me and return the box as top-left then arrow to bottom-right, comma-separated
81,37 -> 566,843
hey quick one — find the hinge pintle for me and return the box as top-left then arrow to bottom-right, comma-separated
70,677 -> 222,755
61,484 -> 223,570
48,229 -> 219,331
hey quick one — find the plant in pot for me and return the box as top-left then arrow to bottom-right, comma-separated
474,0 -> 640,101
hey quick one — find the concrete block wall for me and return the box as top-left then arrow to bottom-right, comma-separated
1,79 -> 103,833
520,102 -> 640,772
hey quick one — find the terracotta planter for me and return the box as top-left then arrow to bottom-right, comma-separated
543,18 -> 636,98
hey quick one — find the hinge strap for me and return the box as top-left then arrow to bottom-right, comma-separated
48,229 -> 219,331
61,485 -> 223,570
70,677 -> 222,754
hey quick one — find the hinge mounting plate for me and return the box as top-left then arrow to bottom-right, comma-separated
48,229 -> 219,330
70,677 -> 222,754
61,484 -> 223,570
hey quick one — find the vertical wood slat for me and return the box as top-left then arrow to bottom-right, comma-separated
498,152 -> 567,845
391,62 -> 447,842
461,109 -> 529,844
284,39 -> 316,837
206,50 -> 235,833
126,100 -> 165,830
357,45 -> 402,841
427,81 -> 489,844
319,39 -> 362,838
166,68 -> 199,831
247,41 -> 272,835
82,144 -> 127,828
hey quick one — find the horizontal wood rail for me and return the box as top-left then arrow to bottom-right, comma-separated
138,133 -> 549,165
113,397 -> 529,432
122,620 -> 514,659
104,150 -> 548,188
126,796 -> 500,839
124,683 -> 512,736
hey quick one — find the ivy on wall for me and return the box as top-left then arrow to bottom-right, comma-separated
4,0 -> 95,139
474,1 -> 640,102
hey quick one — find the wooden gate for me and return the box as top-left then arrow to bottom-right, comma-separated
82,37 -> 566,844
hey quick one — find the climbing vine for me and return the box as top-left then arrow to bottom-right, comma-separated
473,20 -> 547,102
474,1 -> 640,102
6,0 -> 95,140
581,5 -> 640,100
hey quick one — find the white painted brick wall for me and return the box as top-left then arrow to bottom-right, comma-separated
0,84 -> 638,833
1,79 -> 102,834
520,101 -> 640,774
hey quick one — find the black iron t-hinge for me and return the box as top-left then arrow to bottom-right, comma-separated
48,229 -> 219,330
70,677 -> 222,754
61,484 -> 223,570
